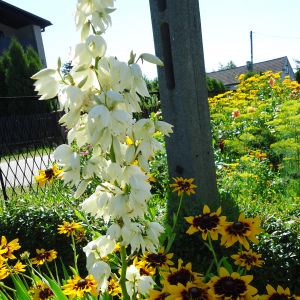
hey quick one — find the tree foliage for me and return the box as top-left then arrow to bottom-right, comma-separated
206,76 -> 226,95
0,39 -> 59,115
218,60 -> 237,71
0,38 -> 42,97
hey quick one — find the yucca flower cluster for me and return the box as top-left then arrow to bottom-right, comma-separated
31,0 -> 172,297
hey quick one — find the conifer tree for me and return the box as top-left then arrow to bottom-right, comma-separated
5,38 -> 30,96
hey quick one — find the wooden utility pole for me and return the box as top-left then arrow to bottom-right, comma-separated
149,0 -> 219,267
149,0 -> 218,210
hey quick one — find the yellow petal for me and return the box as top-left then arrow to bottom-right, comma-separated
203,205 -> 210,214
184,216 -> 194,224
266,284 -> 276,295
186,226 -> 198,235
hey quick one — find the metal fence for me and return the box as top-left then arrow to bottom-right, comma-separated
0,92 -> 161,200
0,111 -> 66,200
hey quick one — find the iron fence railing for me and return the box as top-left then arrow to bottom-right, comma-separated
0,112 -> 66,200
0,92 -> 161,200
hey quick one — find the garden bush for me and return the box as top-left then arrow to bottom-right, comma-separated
0,183 -> 106,276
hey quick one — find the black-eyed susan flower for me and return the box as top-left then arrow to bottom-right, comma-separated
260,284 -> 300,300
165,282 -> 212,300
9,260 -> 26,274
170,177 -> 197,196
208,267 -> 257,299
29,282 -> 54,300
161,259 -> 203,287
57,221 -> 83,237
231,249 -> 263,271
0,236 -> 21,259
185,205 -> 226,240
148,289 -> 170,300
107,277 -> 122,297
31,249 -> 57,265
133,256 -> 156,277
35,165 -> 62,187
62,274 -> 98,299
221,214 -> 262,250
0,261 -> 9,280
74,227 -> 86,242
142,248 -> 174,270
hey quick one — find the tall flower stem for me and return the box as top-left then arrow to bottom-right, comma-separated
0,285 -> 14,300
165,194 -> 184,252
172,194 -> 184,232
120,246 -> 130,300
71,234 -> 79,274
207,233 -> 219,271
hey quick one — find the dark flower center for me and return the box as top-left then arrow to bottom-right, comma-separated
193,214 -> 220,231
37,251 -> 51,260
168,268 -> 194,286
227,222 -> 249,235
147,253 -> 167,267
139,266 -> 152,276
39,288 -> 54,299
45,169 -> 54,179
269,294 -> 290,300
239,254 -> 257,264
214,276 -> 247,298
180,181 -> 191,190
77,279 -> 88,288
181,287 -> 209,300
155,292 -> 170,300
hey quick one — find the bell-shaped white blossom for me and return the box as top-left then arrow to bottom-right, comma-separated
130,64 -> 150,97
74,179 -> 90,198
89,260 -> 111,292
32,68 -> 60,100
86,34 -> 107,58
87,104 -> 132,151
81,186 -> 112,222
53,144 -> 80,186
140,53 -> 164,66
107,223 -> 122,240
75,0 -> 115,33
133,119 -> 164,159
84,235 -> 116,259
155,120 -> 173,136
71,64 -> 99,90
126,265 -> 154,297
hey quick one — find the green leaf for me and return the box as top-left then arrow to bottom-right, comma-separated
11,275 -> 31,300
101,291 -> 113,300
44,275 -> 68,300
219,257 -> 233,273
0,289 -> 9,300
60,258 -> 70,280
74,209 -> 86,222
165,232 -> 176,253
69,266 -> 78,276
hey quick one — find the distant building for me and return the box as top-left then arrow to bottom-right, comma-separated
207,57 -> 295,90
0,0 -> 51,66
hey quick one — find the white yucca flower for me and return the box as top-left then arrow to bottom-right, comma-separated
126,265 -> 155,297
53,144 -> 80,186
32,68 -> 60,100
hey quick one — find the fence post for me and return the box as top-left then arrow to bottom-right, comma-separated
0,167 -> 8,201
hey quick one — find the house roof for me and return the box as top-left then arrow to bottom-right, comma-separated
0,0 -> 52,29
207,57 -> 292,86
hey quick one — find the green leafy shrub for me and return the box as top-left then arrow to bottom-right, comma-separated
253,216 -> 300,293
0,182 -> 104,275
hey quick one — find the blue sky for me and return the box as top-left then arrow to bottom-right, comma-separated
5,0 -> 300,79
